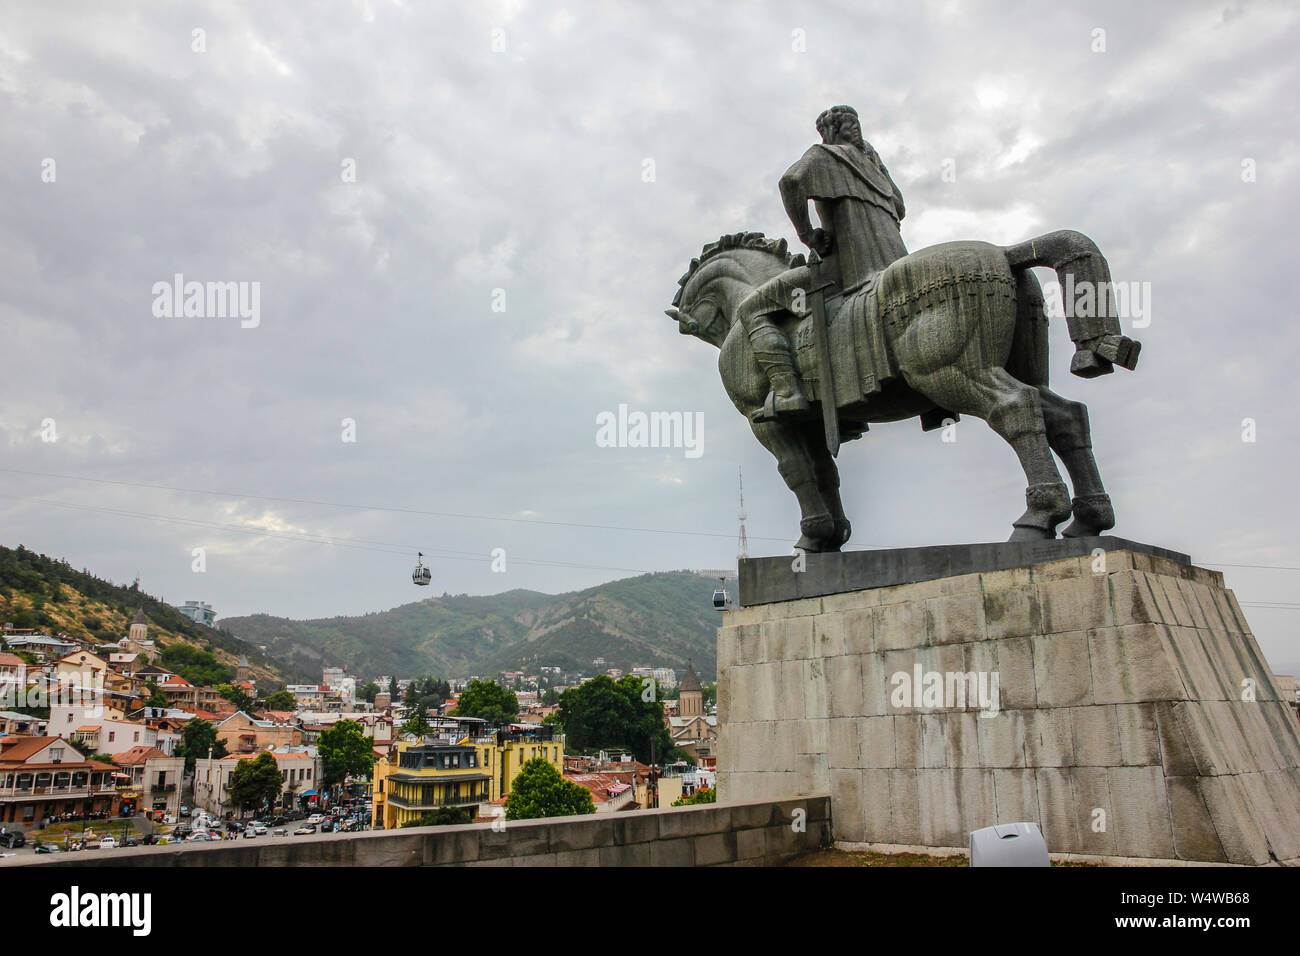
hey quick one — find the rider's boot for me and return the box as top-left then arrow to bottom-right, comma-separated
747,321 -> 811,422
737,279 -> 811,421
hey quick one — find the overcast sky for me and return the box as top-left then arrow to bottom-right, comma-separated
2,1 -> 1297,668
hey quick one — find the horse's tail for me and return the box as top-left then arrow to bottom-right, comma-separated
1003,229 -> 1140,378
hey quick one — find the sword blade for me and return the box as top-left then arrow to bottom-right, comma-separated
809,286 -> 840,457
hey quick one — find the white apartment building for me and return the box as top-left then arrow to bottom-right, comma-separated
46,705 -> 170,756
192,746 -> 323,816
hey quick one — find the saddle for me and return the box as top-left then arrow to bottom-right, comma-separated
787,273 -> 959,433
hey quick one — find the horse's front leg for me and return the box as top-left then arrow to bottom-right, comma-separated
749,419 -> 836,551
802,423 -> 850,549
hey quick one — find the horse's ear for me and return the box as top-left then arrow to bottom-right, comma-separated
790,253 -> 806,267
776,238 -> 788,256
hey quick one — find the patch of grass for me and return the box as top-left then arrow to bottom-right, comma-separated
28,820 -> 134,840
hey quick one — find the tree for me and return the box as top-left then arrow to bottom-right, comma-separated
143,679 -> 167,709
399,806 -> 472,827
175,717 -> 227,773
358,682 -> 380,704
504,758 -> 594,820
216,683 -> 254,712
403,676 -> 451,717
263,689 -> 296,711
672,787 -> 717,807
541,687 -> 559,707
227,752 -> 283,815
399,709 -> 432,738
449,679 -> 518,725
557,675 -> 674,764
317,719 -> 375,790
159,643 -> 232,687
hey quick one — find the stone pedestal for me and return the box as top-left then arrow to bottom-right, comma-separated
716,543 -> 1300,864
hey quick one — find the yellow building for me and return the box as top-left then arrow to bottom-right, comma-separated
373,728 -> 565,829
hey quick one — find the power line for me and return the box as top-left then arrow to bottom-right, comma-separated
3,466 -> 1299,574
0,494 -> 656,575
0,466 -> 798,544
7,491 -> 1300,611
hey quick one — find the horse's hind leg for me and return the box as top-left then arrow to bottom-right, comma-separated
914,364 -> 1071,540
749,419 -> 837,551
1007,268 -> 1115,536
1036,389 -> 1115,536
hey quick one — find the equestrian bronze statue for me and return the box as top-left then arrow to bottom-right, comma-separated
666,105 -> 1140,552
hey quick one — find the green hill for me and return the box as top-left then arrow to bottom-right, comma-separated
0,543 -> 282,686
220,571 -> 723,683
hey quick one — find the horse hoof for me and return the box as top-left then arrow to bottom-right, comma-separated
797,514 -> 838,552
1009,482 -> 1070,541
1061,494 -> 1115,538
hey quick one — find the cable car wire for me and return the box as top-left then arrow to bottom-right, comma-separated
2,467 -> 1299,575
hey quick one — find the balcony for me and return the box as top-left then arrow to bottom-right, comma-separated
385,792 -> 486,811
0,782 -> 118,801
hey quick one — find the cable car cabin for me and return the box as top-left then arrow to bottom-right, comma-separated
712,587 -> 729,610
412,554 -> 431,587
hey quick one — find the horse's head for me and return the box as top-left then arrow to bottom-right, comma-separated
667,232 -> 802,349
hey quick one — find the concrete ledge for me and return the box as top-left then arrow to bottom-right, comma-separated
2,797 -> 832,868
738,537 -> 1191,607
832,841 -> 1250,866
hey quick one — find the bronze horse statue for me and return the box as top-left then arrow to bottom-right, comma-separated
666,230 -> 1140,552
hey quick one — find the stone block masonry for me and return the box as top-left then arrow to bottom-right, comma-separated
2,797 -> 830,868
717,545 -> 1300,864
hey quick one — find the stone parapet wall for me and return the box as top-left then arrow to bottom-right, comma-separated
3,796 -> 830,867
717,548 -> 1300,864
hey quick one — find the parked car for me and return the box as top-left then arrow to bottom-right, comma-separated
33,843 -> 61,854
179,806 -> 191,817
99,836 -> 118,849
121,835 -> 141,847
185,832 -> 216,842
251,822 -> 267,835
161,814 -> 177,825
284,810 -> 306,821
0,832 -> 25,849
271,827 -> 288,837
242,826 -> 258,839
306,813 -> 324,825
293,824 -> 316,835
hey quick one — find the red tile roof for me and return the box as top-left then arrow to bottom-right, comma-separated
114,745 -> 170,765
0,735 -> 57,760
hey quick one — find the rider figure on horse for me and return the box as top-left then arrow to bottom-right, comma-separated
738,105 -> 908,420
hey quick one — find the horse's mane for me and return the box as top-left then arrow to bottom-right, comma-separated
672,232 -> 804,306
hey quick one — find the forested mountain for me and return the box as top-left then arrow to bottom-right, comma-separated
220,571 -> 722,683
